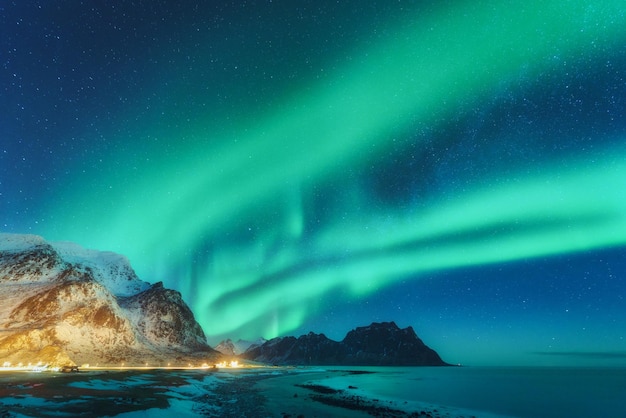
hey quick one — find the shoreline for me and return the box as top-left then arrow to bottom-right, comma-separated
0,367 -> 513,417
253,368 -> 503,418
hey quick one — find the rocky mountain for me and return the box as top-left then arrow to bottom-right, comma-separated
215,339 -> 237,357
0,233 -> 220,367
215,337 -> 267,356
242,322 -> 449,366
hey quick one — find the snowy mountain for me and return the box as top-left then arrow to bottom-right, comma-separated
242,322 -> 449,366
215,339 -> 237,356
0,233 -> 220,367
215,337 -> 267,356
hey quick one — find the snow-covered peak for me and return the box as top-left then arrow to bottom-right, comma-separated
0,233 -> 63,283
215,337 -> 267,356
234,338 -> 267,354
0,233 -> 48,252
52,240 -> 131,272
1,233 -> 216,366
51,240 -> 150,297
215,339 -> 236,356
0,234 -> 149,297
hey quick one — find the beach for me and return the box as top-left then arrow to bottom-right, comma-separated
0,367 -> 488,418
1,366 -> 624,417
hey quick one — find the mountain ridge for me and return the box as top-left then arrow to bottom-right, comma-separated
2,233 -> 449,368
0,233 -> 220,367
241,321 -> 450,366
215,337 -> 267,356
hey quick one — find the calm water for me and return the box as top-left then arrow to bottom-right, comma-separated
318,366 -> 626,418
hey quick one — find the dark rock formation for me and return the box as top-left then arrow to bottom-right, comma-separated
242,321 -> 449,366
342,321 -> 446,366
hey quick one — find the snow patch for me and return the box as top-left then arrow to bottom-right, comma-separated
51,240 -> 150,297
0,233 -> 47,252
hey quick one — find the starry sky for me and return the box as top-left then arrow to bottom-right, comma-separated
2,1 -> 626,366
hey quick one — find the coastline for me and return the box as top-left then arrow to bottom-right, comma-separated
253,368 -> 509,418
2,366 -> 622,417
0,367 -> 495,418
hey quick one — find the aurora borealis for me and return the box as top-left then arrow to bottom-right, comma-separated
2,1 -> 626,366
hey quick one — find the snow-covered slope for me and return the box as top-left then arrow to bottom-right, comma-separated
0,233 -> 220,367
0,233 -> 49,252
0,234 -> 64,283
215,339 -> 237,356
215,338 -> 268,356
52,240 -> 149,297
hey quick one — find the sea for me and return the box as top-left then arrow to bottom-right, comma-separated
311,366 -> 626,418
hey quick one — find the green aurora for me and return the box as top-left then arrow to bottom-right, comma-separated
18,0 -> 624,356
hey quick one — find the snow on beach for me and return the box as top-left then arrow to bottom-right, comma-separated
3,366 -> 617,417
0,369 -> 225,417
0,367 -> 314,418
108,373 -> 223,418
0,367 -> 477,418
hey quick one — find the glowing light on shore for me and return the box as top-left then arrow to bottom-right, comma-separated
213,360 -> 241,369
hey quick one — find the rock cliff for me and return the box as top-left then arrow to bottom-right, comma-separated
0,233 -> 219,367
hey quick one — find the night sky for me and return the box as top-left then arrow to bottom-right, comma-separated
2,1 -> 626,366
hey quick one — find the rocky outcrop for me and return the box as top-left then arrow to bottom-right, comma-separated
242,321 -> 449,366
0,233 -> 220,367
120,282 -> 208,351
341,322 -> 447,366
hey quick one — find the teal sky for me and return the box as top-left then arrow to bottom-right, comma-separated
2,0 -> 626,366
